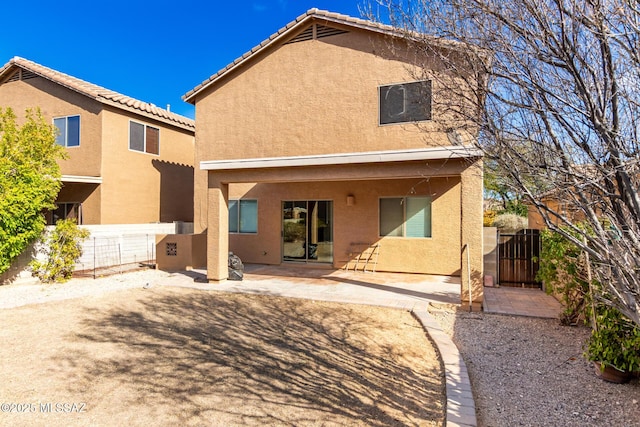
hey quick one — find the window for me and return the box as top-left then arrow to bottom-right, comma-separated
47,202 -> 82,225
229,199 -> 258,233
129,121 -> 159,155
53,115 -> 80,147
379,197 -> 432,238
379,80 -> 431,125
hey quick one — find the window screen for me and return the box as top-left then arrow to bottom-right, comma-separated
229,199 -> 258,233
379,81 -> 431,125
129,121 -> 145,152
129,121 -> 159,154
53,115 -> 80,147
405,197 -> 432,238
380,197 -> 432,238
239,200 -> 258,233
379,198 -> 404,237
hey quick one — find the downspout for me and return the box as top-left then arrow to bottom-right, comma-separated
462,243 -> 472,312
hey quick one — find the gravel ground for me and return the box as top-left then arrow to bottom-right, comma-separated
2,269 -> 639,426
431,308 -> 640,427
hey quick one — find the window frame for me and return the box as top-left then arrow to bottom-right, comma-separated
48,202 -> 83,225
378,80 -> 432,126
128,120 -> 160,155
53,115 -> 81,147
379,196 -> 432,238
229,199 -> 258,234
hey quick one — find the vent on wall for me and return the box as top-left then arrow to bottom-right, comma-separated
285,24 -> 349,45
6,70 -> 20,82
21,70 -> 38,80
4,69 -> 38,83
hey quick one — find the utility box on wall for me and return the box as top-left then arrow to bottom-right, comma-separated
156,233 -> 207,271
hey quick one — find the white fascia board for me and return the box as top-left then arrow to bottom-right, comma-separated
201,146 -> 482,171
61,175 -> 103,184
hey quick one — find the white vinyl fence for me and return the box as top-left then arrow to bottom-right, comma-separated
74,223 -> 192,278
2,222 -> 194,284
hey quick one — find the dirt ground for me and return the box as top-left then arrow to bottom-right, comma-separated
0,286 -> 445,426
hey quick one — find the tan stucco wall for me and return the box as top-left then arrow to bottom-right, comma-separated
193,29 -> 458,233
192,24 -> 484,305
100,108 -> 195,224
0,76 -> 195,224
226,177 -> 463,275
156,233 -> 207,271
0,76 -> 103,177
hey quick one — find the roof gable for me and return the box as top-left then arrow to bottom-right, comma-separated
0,57 -> 194,132
183,8 -> 427,104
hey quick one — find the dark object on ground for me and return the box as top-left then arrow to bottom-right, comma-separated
228,252 -> 244,281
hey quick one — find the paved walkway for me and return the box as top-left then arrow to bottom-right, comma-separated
156,266 -> 564,427
483,286 -> 563,319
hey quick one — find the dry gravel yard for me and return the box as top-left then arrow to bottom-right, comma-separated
2,270 -> 640,426
431,308 -> 640,427
0,276 -> 445,427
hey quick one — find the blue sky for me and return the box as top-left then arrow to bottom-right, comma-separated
0,1 -> 376,119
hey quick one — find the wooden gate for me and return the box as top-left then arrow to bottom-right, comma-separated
498,229 -> 541,287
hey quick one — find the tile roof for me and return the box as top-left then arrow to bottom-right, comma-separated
183,8 -> 428,104
0,57 -> 194,131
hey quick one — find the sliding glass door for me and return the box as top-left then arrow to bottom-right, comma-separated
282,200 -> 333,263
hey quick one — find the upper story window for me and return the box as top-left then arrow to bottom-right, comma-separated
379,80 -> 431,125
129,121 -> 159,155
53,115 -> 80,147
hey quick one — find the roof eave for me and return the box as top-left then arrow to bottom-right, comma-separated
200,146 -> 482,171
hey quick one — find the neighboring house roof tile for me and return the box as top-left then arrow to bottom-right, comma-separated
183,8 -> 432,103
0,57 -> 195,132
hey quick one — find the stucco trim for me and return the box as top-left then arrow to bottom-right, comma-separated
61,175 -> 103,184
200,146 -> 482,171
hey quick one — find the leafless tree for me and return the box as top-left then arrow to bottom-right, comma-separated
366,0 -> 640,326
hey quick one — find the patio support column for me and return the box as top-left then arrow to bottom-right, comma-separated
207,176 -> 229,281
460,158 -> 484,310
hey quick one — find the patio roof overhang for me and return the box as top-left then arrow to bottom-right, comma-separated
61,175 -> 103,184
200,146 -> 483,171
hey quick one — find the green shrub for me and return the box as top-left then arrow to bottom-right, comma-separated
536,227 -> 591,325
0,108 -> 66,274
30,220 -> 90,283
585,305 -> 640,373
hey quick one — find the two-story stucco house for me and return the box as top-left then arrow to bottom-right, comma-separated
0,57 -> 195,225
183,9 -> 484,307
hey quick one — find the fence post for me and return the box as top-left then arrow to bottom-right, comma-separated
93,237 -> 96,280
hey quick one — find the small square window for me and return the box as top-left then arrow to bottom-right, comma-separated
379,197 -> 432,238
53,115 -> 80,147
229,199 -> 258,234
129,121 -> 159,155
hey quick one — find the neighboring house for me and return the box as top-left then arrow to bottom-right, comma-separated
182,9 -> 484,307
0,57 -> 195,225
